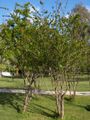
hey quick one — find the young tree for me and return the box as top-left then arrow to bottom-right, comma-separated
0,2 -> 41,112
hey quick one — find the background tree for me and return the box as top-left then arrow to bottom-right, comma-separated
72,4 -> 90,23
71,4 -> 90,74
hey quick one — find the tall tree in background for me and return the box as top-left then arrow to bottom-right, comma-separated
72,4 -> 90,73
72,4 -> 90,23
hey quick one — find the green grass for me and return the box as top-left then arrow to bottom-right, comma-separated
0,77 -> 90,91
36,77 -> 90,91
76,82 -> 90,91
0,93 -> 90,120
0,77 -> 24,88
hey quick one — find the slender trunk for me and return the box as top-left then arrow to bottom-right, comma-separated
72,81 -> 78,98
56,92 -> 64,119
23,89 -> 32,112
73,88 -> 76,97
56,94 -> 59,113
16,67 -> 19,76
68,83 -> 72,96
23,73 -> 36,112
60,95 -> 64,119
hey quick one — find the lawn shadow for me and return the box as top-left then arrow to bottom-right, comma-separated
65,97 -> 90,111
29,103 -> 58,119
85,105 -> 90,111
28,95 -> 58,120
44,95 -> 55,101
64,96 -> 75,102
0,93 -> 23,113
28,95 -> 58,119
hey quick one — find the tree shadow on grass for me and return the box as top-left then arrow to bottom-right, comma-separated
29,103 -> 58,119
65,97 -> 90,111
31,95 -> 58,118
0,93 -> 23,113
85,105 -> 90,111
44,95 -> 55,101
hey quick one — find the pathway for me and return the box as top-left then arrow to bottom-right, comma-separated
0,88 -> 90,96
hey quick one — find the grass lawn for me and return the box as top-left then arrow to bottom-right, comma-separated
0,77 -> 90,91
0,77 -> 24,88
76,82 -> 90,91
37,77 -> 90,91
0,93 -> 90,120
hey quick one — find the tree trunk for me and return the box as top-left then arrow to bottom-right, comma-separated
68,82 -> 72,96
56,92 -> 64,119
23,73 -> 36,112
73,88 -> 76,97
23,89 -> 32,112
60,95 -> 64,119
72,81 -> 78,98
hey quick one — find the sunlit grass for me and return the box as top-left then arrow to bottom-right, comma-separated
0,77 -> 24,88
0,76 -> 90,91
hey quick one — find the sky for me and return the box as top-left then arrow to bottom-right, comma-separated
0,0 -> 90,23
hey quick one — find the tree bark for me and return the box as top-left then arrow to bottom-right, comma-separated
60,94 -> 64,119
55,92 -> 64,119
23,72 -> 36,112
23,88 -> 32,112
